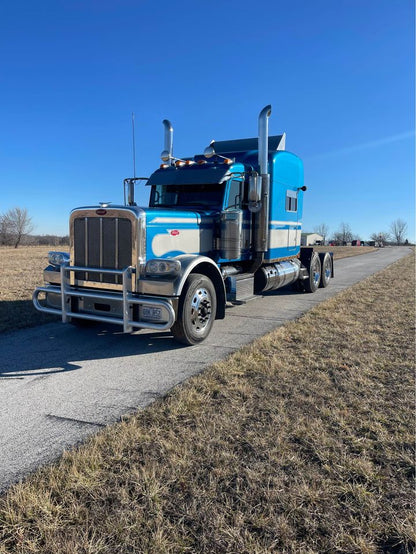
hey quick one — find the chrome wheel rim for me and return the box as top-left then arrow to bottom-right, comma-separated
324,260 -> 331,280
313,260 -> 320,286
190,287 -> 212,332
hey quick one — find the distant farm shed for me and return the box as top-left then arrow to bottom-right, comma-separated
301,233 -> 324,246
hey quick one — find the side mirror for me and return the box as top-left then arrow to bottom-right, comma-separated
248,173 -> 262,212
204,140 -> 216,159
160,150 -> 171,162
204,145 -> 215,158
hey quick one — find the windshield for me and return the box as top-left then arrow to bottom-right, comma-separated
149,183 -> 225,209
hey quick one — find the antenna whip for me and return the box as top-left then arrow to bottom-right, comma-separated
132,112 -> 136,178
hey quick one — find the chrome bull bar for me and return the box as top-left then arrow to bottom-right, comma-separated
33,262 -> 176,333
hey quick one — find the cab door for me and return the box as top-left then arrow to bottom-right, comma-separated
223,177 -> 251,257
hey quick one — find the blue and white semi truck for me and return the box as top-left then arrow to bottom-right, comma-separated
33,105 -> 333,345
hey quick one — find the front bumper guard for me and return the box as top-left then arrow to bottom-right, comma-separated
33,263 -> 176,333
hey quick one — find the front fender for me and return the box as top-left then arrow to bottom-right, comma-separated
138,255 -> 226,320
172,255 -> 220,294
174,255 -> 226,320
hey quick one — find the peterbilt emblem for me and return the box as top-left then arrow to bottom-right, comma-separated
96,209 -> 107,215
170,230 -> 180,236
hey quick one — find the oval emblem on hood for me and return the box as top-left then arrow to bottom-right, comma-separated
96,209 -> 107,215
170,230 -> 180,236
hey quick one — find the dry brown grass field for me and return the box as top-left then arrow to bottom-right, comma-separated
0,246 -> 59,332
314,245 -> 376,259
0,245 -> 376,334
0,253 -> 414,553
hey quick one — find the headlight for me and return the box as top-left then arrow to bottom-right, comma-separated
48,251 -> 70,266
145,259 -> 181,276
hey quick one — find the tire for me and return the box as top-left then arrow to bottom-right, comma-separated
319,252 -> 332,288
171,273 -> 216,345
304,252 -> 321,293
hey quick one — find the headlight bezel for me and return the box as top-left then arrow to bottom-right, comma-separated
145,258 -> 181,276
48,251 -> 70,267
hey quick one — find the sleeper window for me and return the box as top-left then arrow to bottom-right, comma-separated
286,190 -> 298,212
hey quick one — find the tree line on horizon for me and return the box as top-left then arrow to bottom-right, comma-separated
311,219 -> 409,246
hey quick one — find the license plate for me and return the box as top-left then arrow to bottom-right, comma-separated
142,306 -> 162,320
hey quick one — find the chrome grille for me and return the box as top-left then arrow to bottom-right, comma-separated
73,217 -> 132,285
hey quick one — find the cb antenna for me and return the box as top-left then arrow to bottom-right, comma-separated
124,113 -> 149,205
132,111 -> 136,178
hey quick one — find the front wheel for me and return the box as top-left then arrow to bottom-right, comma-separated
171,274 -> 217,345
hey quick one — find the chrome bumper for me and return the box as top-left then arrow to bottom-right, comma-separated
33,263 -> 176,333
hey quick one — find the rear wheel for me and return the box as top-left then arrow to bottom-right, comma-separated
304,252 -> 321,293
319,252 -> 332,288
171,273 -> 216,345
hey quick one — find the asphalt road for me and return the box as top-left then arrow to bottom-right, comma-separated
0,247 -> 412,492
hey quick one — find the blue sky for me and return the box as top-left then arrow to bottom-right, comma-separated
0,0 -> 414,240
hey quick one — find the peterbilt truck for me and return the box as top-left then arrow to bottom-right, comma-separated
33,105 -> 333,345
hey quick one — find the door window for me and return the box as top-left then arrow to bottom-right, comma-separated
224,179 -> 242,210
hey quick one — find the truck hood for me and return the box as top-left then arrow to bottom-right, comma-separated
143,208 -> 216,259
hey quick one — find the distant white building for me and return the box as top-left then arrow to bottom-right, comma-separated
301,233 -> 324,246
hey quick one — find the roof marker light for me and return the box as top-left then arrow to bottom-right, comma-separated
175,160 -> 185,167
197,159 -> 207,165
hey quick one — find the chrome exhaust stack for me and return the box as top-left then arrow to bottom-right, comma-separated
258,105 -> 271,175
161,119 -> 174,165
255,105 -> 272,253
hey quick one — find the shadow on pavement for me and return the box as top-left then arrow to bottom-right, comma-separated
0,316 -> 185,378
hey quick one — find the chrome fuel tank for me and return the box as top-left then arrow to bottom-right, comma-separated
255,258 -> 301,292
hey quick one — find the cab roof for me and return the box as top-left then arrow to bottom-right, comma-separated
210,134 -> 286,156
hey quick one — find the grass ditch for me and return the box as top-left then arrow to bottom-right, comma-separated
0,253 -> 414,553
